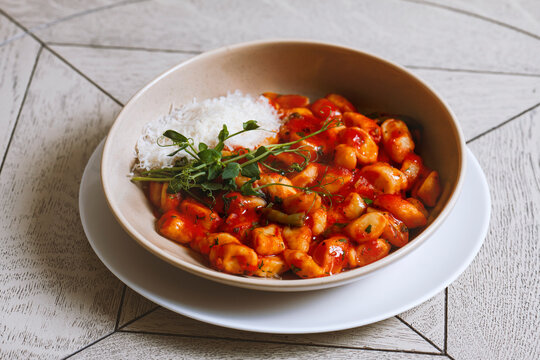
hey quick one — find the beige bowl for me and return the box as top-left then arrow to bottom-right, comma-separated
101,40 -> 466,292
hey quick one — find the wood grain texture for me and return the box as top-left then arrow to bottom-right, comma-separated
0,0 -> 124,29
409,69 -> 540,140
448,109 -> 540,359
71,332 -> 444,359
32,0 -> 540,74
0,15 -> 41,162
426,0 -> 540,38
117,287 -> 156,328
50,44 -> 194,104
123,308 -> 440,353
399,291 -> 445,350
0,48 -> 123,358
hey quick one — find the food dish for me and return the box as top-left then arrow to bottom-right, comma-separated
101,40 -> 466,291
82,140 -> 490,333
134,91 -> 442,280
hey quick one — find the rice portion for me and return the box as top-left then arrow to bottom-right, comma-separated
135,91 -> 282,170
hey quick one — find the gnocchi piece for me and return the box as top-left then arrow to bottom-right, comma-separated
374,194 -> 427,228
318,166 -> 353,193
311,98 -> 341,120
156,210 -> 196,244
159,183 -> 181,212
345,212 -> 387,243
282,226 -> 312,253
381,119 -> 415,163
348,239 -> 391,268
339,127 -> 378,165
259,172 -> 298,200
282,107 -> 314,118
148,181 -> 163,209
251,224 -> 286,256
334,144 -> 357,170
415,171 -> 441,207
282,192 -> 322,214
276,94 -> 310,109
179,198 -> 221,231
342,112 -> 381,143
341,193 -> 367,220
407,197 -> 429,218
326,94 -> 356,113
290,163 -> 319,188
380,212 -> 409,248
400,153 -> 423,189
312,236 -> 351,274
310,207 -> 328,236
209,243 -> 259,275
360,162 -> 408,194
192,232 -> 240,255
254,255 -> 289,278
283,249 -> 326,278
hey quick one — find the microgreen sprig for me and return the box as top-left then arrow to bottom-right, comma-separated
131,117 -> 337,200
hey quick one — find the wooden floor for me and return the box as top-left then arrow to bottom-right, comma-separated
0,1 -> 538,359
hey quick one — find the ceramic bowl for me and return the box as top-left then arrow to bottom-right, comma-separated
101,40 -> 466,292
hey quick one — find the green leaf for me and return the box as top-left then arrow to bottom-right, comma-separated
222,162 -> 241,180
198,143 -> 208,151
363,197 -> 373,205
240,179 -> 260,196
198,149 -> 221,164
207,163 -> 221,181
241,161 -> 260,178
243,120 -> 259,130
218,124 -> 229,142
163,130 -> 188,143
214,143 -> 224,152
167,144 -> 188,156
201,182 -> 224,191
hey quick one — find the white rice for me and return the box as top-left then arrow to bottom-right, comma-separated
134,91 -> 282,170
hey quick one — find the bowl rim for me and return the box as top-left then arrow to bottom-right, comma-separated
101,39 -> 467,291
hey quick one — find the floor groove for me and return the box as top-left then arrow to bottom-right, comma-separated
467,101 -> 540,144
117,328 -> 448,356
402,0 -> 540,42
395,315 -> 443,353
0,45 -> 42,176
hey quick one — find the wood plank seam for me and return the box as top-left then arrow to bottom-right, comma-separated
114,285 -> 127,331
0,0 -> 148,47
444,288 -> 448,353
401,0 -> 540,42
0,45 -> 42,176
117,329 -> 448,356
404,65 -> 540,78
395,315 -> 443,353
467,101 -> 540,144
0,8 -> 124,107
47,41 -> 204,55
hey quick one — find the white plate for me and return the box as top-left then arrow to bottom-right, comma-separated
80,141 -> 490,334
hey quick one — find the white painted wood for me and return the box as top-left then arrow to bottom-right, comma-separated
0,12 -> 25,43
70,332 -> 444,360
448,109 -> 540,359
1,0 -> 121,29
400,291 -> 445,350
0,16 -> 41,161
117,287 -> 156,328
409,69 -> 540,140
0,49 -> 123,359
123,308 -> 439,353
427,0 -> 540,38
33,0 -> 540,74
50,44 -> 194,104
